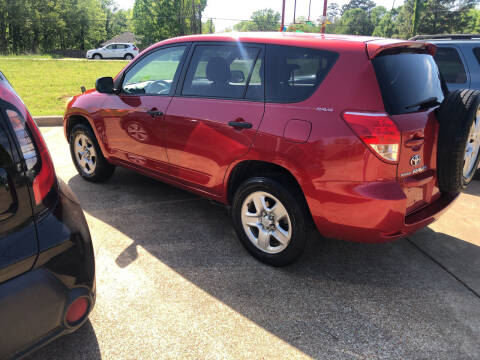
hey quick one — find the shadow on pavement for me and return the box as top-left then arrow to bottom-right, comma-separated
26,321 -> 100,360
65,168 -> 480,359
463,178 -> 480,196
409,227 -> 480,296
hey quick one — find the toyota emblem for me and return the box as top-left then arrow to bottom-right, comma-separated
410,154 -> 422,166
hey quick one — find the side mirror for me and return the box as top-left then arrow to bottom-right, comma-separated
230,70 -> 245,83
95,77 -> 114,93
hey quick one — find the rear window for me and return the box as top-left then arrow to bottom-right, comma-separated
433,47 -> 467,84
265,45 -> 338,103
372,53 -> 446,115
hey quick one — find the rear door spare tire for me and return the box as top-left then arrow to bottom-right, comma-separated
436,89 -> 480,192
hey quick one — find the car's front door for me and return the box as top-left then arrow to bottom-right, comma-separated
164,42 -> 265,195
101,44 -> 189,173
0,103 -> 38,284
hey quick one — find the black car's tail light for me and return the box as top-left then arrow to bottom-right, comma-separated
6,109 -> 57,211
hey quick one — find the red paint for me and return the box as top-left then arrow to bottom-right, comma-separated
64,33 -> 456,243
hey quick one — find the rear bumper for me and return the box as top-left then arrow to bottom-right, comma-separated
309,181 -> 458,243
0,180 -> 95,359
0,270 -> 95,359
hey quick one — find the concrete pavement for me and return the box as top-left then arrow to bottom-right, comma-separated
29,127 -> 480,359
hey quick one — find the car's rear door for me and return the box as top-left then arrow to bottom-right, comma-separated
163,42 -> 265,194
372,52 -> 447,214
0,101 -> 38,284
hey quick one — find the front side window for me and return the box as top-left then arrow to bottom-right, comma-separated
181,44 -> 261,99
266,45 -> 338,103
433,47 -> 467,84
106,45 -> 115,50
122,46 -> 187,95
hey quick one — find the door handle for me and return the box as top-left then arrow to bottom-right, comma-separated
147,110 -> 163,117
405,138 -> 424,148
228,121 -> 252,129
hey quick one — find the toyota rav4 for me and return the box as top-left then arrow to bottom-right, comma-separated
64,33 -> 480,266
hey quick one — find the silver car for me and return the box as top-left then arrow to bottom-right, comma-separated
86,43 -> 139,60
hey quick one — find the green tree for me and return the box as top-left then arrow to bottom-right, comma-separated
202,18 -> 215,33
234,9 -> 280,32
335,8 -> 374,35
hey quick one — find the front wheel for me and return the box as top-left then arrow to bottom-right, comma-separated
69,124 -> 115,182
231,177 -> 308,266
92,54 -> 102,60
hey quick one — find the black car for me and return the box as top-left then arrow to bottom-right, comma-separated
0,72 -> 95,358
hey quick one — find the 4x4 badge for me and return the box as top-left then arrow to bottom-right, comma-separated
410,154 -> 422,166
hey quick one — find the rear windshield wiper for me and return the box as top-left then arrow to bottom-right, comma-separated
405,97 -> 441,110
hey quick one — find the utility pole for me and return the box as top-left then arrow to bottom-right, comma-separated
412,0 -> 421,36
294,0 -> 297,24
280,0 -> 286,31
308,0 -> 312,20
321,0 -> 328,34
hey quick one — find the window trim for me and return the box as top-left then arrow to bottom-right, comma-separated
175,41 -> 266,102
117,42 -> 191,97
434,45 -> 470,86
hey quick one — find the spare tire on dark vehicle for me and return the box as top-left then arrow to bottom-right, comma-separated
436,89 -> 480,192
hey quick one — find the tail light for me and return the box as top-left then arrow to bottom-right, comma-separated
342,111 -> 400,163
133,46 -> 138,51
25,113 -> 56,205
6,108 -> 56,209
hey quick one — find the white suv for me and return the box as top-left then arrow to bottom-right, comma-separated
86,43 -> 139,60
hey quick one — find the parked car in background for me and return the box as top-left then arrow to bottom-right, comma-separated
86,43 -> 139,60
410,34 -> 480,92
411,34 -> 480,178
65,33 -> 479,266
0,71 -> 95,358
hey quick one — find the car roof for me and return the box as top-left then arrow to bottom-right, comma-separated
141,32 -> 422,56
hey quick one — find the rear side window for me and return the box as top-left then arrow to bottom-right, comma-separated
182,45 -> 261,99
433,47 -> 467,84
472,47 -> 480,65
265,45 -> 338,103
373,53 -> 446,115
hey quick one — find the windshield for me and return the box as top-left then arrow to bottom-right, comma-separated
372,53 -> 446,115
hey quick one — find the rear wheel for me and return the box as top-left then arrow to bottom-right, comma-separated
436,89 -> 480,192
69,124 -> 115,182
124,53 -> 134,60
231,177 -> 308,266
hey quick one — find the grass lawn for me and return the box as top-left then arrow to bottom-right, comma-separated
0,57 -> 128,116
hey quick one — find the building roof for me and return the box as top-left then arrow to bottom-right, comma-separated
101,32 -> 141,46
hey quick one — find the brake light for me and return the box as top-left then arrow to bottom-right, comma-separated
25,113 -> 56,205
342,111 -> 400,163
133,46 -> 138,51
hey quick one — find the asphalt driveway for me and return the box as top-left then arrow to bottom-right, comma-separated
29,127 -> 480,359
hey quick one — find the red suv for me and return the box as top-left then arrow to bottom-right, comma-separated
64,33 -> 480,266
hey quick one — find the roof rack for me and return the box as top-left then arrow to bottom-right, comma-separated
409,34 -> 480,41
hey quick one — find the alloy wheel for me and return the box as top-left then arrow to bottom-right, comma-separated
240,191 -> 292,254
74,134 -> 97,175
463,108 -> 480,180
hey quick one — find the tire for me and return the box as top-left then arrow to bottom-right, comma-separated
124,53 -> 134,60
93,54 -> 102,60
69,124 -> 115,182
436,89 -> 480,192
231,177 -> 308,266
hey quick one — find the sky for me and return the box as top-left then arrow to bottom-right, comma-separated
116,0 -> 404,32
